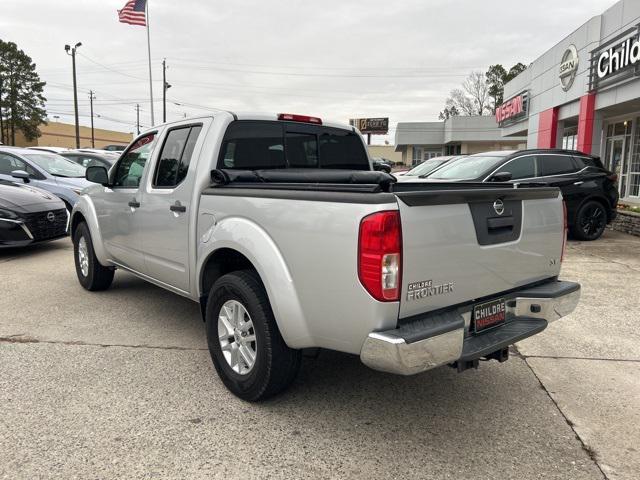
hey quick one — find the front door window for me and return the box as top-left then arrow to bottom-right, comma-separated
113,134 -> 156,188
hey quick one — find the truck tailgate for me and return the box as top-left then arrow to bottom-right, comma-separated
394,186 -> 564,319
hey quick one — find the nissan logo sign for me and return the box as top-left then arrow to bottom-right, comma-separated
493,199 -> 505,216
559,45 -> 579,92
47,211 -> 55,222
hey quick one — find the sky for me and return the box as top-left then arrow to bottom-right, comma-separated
1,0 -> 617,144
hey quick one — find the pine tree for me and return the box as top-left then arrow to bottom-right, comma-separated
0,40 -> 47,145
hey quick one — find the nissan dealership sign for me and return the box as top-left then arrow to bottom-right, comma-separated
590,26 -> 640,90
495,91 -> 529,127
559,45 -> 579,91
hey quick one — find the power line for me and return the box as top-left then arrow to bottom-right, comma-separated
43,55 -> 486,74
166,63 -> 475,79
47,110 -> 145,129
76,52 -> 148,81
166,57 -> 486,73
168,98 -> 227,112
41,57 -> 157,74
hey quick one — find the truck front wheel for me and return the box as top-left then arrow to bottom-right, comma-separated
73,222 -> 114,291
205,270 -> 301,401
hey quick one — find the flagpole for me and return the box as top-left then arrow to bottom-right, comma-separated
145,0 -> 155,125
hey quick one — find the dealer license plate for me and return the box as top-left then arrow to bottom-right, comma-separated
472,298 -> 506,333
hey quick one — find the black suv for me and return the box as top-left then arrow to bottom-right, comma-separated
427,149 -> 619,240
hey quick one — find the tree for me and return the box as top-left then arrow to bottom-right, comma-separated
438,104 -> 459,120
0,40 -> 47,145
486,64 -> 508,114
486,62 -> 527,114
439,71 -> 491,118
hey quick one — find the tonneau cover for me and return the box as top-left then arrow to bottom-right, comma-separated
211,168 -> 396,190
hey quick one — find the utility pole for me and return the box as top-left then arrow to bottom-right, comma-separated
162,59 -> 171,123
135,104 -> 140,135
88,90 -> 96,148
65,42 -> 82,148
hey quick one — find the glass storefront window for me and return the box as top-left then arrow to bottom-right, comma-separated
562,126 -> 577,150
412,146 -> 442,165
608,118 -> 638,199
629,118 -> 640,198
445,144 -> 461,155
607,121 -> 632,138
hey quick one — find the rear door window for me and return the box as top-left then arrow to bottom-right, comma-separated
218,120 -> 368,170
152,125 -> 202,188
574,155 -> 605,171
494,155 -> 537,180
539,155 -> 578,176
0,153 -> 40,177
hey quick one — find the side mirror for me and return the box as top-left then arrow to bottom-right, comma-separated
86,165 -> 110,186
11,170 -> 30,183
490,171 -> 513,182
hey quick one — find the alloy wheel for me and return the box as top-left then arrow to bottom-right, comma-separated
78,236 -> 89,277
217,300 -> 257,375
580,204 -> 606,238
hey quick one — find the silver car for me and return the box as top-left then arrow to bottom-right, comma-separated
0,147 -> 92,211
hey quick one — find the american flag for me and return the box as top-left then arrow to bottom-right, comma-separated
118,0 -> 147,26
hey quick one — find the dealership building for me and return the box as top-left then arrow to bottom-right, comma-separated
395,116 -> 525,166
500,0 -> 640,203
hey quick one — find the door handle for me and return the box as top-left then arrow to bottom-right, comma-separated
169,202 -> 186,213
128,200 -> 140,208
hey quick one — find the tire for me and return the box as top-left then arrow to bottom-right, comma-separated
205,270 -> 301,401
572,200 -> 607,241
73,222 -> 114,291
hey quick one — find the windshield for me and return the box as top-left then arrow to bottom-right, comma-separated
427,155 -> 506,180
23,153 -> 86,178
405,158 -> 450,177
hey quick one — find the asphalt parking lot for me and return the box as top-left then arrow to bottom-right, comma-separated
1,231 -> 638,480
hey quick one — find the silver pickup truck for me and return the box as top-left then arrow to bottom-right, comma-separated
71,112 -> 580,401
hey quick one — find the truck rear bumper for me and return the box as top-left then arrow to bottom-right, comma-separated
360,280 -> 580,375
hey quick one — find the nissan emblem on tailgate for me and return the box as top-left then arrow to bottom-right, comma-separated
493,199 -> 505,216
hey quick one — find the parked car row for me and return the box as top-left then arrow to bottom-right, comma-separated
0,139 -> 618,250
0,179 -> 69,248
0,146 -> 118,248
398,149 -> 619,240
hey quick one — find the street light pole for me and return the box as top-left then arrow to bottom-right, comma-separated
88,90 -> 96,148
64,42 -> 82,148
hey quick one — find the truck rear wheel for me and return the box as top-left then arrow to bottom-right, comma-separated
205,270 -> 301,401
73,222 -> 114,291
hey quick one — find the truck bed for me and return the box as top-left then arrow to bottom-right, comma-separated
201,168 -> 564,353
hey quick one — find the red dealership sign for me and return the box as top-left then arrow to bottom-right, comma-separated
496,91 -> 529,126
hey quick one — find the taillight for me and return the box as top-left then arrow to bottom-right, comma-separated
358,211 -> 402,301
561,201 -> 568,263
277,113 -> 322,125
